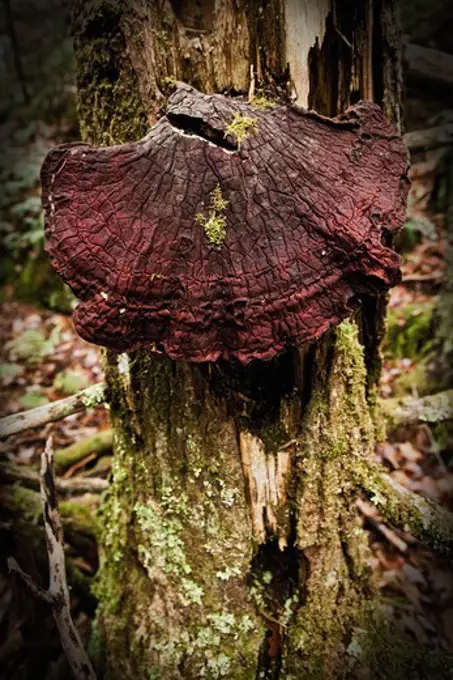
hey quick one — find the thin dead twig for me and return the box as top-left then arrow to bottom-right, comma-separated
8,438 -> 97,680
0,383 -> 106,439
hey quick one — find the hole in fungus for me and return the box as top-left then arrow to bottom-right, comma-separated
167,112 -> 238,150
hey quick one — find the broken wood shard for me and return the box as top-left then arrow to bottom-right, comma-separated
42,83 -> 409,363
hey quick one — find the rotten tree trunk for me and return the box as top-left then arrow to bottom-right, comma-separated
70,2 -> 425,678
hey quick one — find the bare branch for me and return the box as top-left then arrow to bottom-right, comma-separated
404,40 -> 453,88
381,389 -> 453,428
8,438 -> 97,680
404,124 -> 453,153
0,383 -> 106,439
0,461 -> 108,494
8,557 -> 55,604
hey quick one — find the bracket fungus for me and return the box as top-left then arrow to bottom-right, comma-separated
42,83 -> 409,363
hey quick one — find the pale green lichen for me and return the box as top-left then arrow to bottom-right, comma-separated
93,352 -> 263,679
225,112 -> 258,145
80,382 -> 106,409
196,184 -> 229,249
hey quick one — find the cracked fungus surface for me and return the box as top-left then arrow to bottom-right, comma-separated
42,82 -> 410,363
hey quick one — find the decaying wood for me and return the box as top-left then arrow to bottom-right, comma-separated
404,40 -> 453,88
382,389 -> 453,427
404,124 -> 453,152
0,461 -> 108,494
239,431 -> 292,548
7,438 -> 97,680
0,383 -> 106,439
67,1 -> 433,677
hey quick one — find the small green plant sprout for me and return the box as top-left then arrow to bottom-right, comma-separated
195,184 -> 229,249
225,112 -> 258,146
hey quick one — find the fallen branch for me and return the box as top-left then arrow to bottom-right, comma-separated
404,40 -> 453,88
0,461 -> 108,494
8,438 -> 97,680
55,429 -> 113,474
360,467 -> 453,556
0,383 -> 106,439
1,484 -> 98,539
381,389 -> 453,428
404,124 -> 453,153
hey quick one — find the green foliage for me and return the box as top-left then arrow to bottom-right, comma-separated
54,370 -> 89,395
19,390 -> 48,409
6,327 -> 60,364
12,484 -> 42,524
0,363 -> 24,385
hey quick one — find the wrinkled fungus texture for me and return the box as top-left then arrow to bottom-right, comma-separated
42,83 -> 409,363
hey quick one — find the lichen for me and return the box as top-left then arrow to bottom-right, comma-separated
195,184 -> 229,248
224,112 -> 258,145
94,351 -> 264,679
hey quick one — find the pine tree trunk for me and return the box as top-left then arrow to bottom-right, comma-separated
72,2 -> 406,678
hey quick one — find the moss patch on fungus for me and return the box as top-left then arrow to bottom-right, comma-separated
224,112 -> 258,145
250,93 -> 276,109
195,184 -> 229,249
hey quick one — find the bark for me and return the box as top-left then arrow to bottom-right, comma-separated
70,1 -> 444,678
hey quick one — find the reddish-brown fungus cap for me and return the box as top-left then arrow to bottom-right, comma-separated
42,83 -> 409,362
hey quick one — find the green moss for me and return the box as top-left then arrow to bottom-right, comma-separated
196,184 -> 229,248
285,321 -> 377,678
12,484 -> 42,524
359,604 -> 453,678
362,467 -> 453,556
225,112 -> 258,146
392,352 -> 442,397
74,4 -> 148,146
94,352 -> 263,679
59,500 -> 97,536
385,300 -> 435,360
